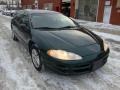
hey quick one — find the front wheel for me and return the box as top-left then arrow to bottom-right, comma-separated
30,46 -> 43,71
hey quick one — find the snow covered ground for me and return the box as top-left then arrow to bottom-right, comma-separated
0,14 -> 120,90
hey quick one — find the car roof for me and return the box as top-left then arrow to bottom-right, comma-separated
20,9 -> 59,14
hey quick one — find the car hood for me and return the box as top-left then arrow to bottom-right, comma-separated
32,29 -> 101,56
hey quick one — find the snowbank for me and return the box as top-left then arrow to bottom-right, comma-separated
75,19 -> 120,31
93,31 -> 120,42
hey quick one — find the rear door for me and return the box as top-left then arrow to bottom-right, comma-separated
18,13 -> 31,47
12,11 -> 31,48
12,11 -> 24,41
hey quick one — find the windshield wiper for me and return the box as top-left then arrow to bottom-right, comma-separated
34,27 -> 58,29
58,26 -> 78,29
34,26 -> 79,30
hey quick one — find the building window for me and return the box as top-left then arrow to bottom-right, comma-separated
116,0 -> 120,8
77,0 -> 98,21
44,3 -> 53,10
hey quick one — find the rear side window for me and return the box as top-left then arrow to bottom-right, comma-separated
16,10 -> 24,16
14,11 -> 25,23
20,14 -> 30,26
15,11 -> 29,25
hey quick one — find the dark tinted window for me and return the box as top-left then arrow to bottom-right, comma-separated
20,14 -> 29,25
15,11 -> 25,24
16,13 -> 29,25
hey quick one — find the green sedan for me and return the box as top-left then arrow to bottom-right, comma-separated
11,9 -> 110,75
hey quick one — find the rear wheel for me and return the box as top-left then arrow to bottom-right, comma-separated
30,46 -> 43,71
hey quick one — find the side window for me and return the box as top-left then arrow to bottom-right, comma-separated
13,15 -> 21,25
15,11 -> 24,24
15,11 -> 30,31
20,14 -> 31,31
16,16 -> 22,24
21,14 -> 29,26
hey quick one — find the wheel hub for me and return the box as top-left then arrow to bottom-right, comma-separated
32,49 -> 40,68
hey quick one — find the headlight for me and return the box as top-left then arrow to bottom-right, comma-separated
103,40 -> 109,51
47,50 -> 82,60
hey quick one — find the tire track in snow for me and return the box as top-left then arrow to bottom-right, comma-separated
0,39 -> 40,90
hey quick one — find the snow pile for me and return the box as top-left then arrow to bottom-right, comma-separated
3,22 -> 11,30
93,31 -> 120,42
75,19 -> 120,31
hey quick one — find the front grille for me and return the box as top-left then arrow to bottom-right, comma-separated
71,64 -> 91,73
47,50 -> 109,74
56,63 -> 91,73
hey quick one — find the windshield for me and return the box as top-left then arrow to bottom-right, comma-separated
31,13 -> 77,29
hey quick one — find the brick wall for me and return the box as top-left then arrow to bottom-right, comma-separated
110,0 -> 120,25
97,0 -> 105,22
21,0 -> 75,17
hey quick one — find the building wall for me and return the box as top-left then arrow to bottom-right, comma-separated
97,0 -> 105,22
39,0 -> 75,17
21,0 -> 75,17
21,0 -> 62,12
38,0 -> 61,12
97,0 -> 120,25
77,0 -> 98,21
21,0 -> 34,8
110,0 -> 120,25
20,0 -> 120,25
21,0 -> 32,6
70,0 -> 75,17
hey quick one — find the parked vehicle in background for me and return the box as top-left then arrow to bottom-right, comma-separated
2,9 -> 16,17
2,10 -> 10,16
5,10 -> 11,16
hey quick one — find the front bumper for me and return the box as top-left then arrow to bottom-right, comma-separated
43,49 -> 110,75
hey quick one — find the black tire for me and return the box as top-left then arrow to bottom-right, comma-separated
30,45 -> 43,71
